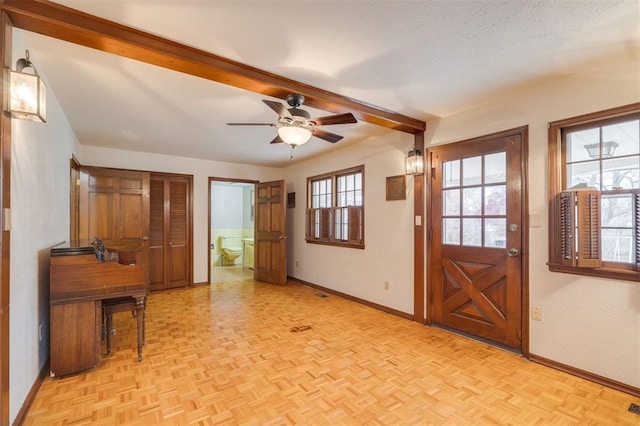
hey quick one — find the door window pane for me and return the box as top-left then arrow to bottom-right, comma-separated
462,218 -> 482,247
484,185 -> 506,215
443,189 -> 460,216
462,188 -> 481,215
484,152 -> 506,184
484,218 -> 506,248
443,160 -> 460,188
462,156 -> 482,186
443,218 -> 460,245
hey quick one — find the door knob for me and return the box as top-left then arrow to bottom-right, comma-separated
142,236 -> 149,241
278,235 -> 287,240
507,248 -> 519,257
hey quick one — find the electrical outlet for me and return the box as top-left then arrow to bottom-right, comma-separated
532,306 -> 542,321
38,324 -> 43,342
384,281 -> 389,290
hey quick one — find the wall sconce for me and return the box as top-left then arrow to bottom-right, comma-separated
405,147 -> 424,175
8,50 -> 46,123
584,141 -> 618,158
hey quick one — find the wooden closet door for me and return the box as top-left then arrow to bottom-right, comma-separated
149,174 -> 191,290
79,167 -> 150,281
255,180 -> 287,285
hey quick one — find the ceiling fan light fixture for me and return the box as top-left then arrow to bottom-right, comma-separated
278,125 -> 312,146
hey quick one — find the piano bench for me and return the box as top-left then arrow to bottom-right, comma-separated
102,296 -> 146,359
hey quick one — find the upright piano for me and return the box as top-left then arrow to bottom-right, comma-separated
49,247 -> 146,376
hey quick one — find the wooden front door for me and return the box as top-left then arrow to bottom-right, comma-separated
428,129 -> 526,350
255,180 -> 287,285
79,167 -> 150,281
149,174 -> 192,291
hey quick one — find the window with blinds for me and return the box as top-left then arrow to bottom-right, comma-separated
306,165 -> 364,248
548,104 -> 639,281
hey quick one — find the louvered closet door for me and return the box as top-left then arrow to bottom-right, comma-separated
149,174 -> 192,291
168,180 -> 188,288
149,179 -> 165,291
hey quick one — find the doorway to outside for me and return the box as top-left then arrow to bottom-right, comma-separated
427,127 -> 529,354
209,178 -> 257,284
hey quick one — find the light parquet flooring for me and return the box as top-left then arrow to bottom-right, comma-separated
24,280 -> 638,425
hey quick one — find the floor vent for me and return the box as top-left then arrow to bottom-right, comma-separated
629,403 -> 640,415
315,293 -> 328,298
290,325 -> 312,333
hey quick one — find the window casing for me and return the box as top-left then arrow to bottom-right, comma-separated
306,165 -> 364,248
548,103 -> 640,281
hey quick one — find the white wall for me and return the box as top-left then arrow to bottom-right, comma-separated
428,46 -> 640,387
282,45 -> 639,389
9,33 -> 81,423
79,146 -> 281,283
212,184 -> 244,229
283,131 -> 417,314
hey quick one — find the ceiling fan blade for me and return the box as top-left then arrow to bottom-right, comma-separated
263,100 -> 291,117
227,123 -> 275,126
269,134 -> 284,144
310,113 -> 357,126
312,128 -> 344,143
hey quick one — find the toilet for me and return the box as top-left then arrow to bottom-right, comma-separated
218,236 -> 242,266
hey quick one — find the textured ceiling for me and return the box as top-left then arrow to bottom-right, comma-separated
17,0 -> 640,167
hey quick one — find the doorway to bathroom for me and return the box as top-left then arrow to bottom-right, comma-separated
209,178 -> 257,284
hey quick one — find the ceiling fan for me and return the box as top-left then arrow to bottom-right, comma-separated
227,94 -> 357,150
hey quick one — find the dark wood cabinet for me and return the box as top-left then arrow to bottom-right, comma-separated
49,248 -> 146,377
50,300 -> 101,376
149,174 -> 192,291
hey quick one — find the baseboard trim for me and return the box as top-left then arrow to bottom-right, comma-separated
288,276 -> 413,321
12,359 -> 49,426
529,353 -> 640,398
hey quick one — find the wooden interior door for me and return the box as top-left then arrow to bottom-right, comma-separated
149,174 -> 191,291
79,167 -> 150,281
428,130 -> 525,350
255,180 -> 287,284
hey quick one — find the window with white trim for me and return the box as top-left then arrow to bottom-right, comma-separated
306,165 -> 364,248
548,103 -> 639,281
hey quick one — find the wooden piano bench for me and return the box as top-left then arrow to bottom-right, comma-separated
102,296 -> 146,360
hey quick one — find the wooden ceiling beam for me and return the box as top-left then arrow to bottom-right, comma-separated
0,0 -> 426,133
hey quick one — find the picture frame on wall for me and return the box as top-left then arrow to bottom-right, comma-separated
386,175 -> 406,201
